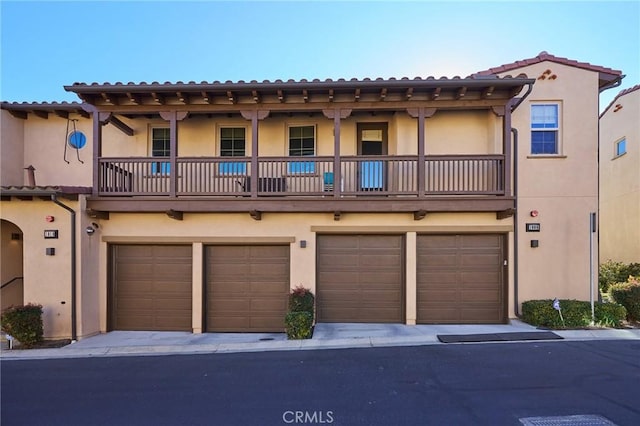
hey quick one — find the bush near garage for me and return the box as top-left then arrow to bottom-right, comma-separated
599,260 -> 640,294
285,286 -> 315,339
521,299 -> 626,329
608,277 -> 640,321
0,304 -> 44,347
285,311 -> 314,339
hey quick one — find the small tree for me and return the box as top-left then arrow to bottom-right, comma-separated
285,286 -> 315,340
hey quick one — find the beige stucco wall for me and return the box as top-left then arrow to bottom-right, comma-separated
599,88 -> 640,263
20,114 -> 93,187
95,211 -> 514,333
101,110 -> 500,158
1,110 -> 26,186
0,198 -> 100,339
504,62 -> 601,306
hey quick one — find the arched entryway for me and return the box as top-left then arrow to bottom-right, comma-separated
1,219 -> 24,310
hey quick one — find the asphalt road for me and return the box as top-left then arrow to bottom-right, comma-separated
2,340 -> 639,426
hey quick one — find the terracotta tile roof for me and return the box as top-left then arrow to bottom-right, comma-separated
475,51 -> 622,77
600,84 -> 640,117
1,101 -> 83,109
0,186 -> 92,197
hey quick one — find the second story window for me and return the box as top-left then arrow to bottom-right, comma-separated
288,125 -> 315,174
531,104 -> 559,155
220,127 -> 246,174
151,127 -> 170,174
615,138 -> 627,157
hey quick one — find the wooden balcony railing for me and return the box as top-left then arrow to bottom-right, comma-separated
97,155 -> 504,197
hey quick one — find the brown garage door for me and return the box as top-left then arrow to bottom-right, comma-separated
110,245 -> 192,331
205,245 -> 289,332
317,235 -> 404,323
417,234 -> 506,324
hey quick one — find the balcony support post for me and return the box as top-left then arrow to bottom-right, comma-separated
92,111 -> 110,196
407,107 -> 435,196
159,111 -> 188,198
241,110 -> 269,198
494,101 -> 513,196
323,108 -> 351,198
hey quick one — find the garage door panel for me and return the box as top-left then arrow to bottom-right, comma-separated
317,235 -> 404,323
417,234 -> 505,324
206,245 -> 289,332
111,245 -> 192,331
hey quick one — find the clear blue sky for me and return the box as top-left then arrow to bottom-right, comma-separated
1,1 -> 638,110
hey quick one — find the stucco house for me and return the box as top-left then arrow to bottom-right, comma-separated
0,52 -> 623,340
599,85 -> 640,264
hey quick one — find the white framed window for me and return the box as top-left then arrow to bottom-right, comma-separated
288,125 -> 315,174
530,103 -> 560,155
615,138 -> 627,158
219,127 -> 246,174
151,127 -> 170,174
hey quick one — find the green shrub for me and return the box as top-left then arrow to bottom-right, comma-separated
521,299 -> 626,329
599,260 -> 640,293
608,277 -> 640,321
288,286 -> 315,314
594,302 -> 627,328
1,304 -> 44,347
285,311 -> 313,339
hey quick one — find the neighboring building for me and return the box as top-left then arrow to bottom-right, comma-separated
599,85 -> 640,264
0,52 -> 623,340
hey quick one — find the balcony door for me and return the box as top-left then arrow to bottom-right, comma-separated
357,123 -> 387,191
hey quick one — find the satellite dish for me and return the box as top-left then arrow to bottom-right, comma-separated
68,131 -> 87,149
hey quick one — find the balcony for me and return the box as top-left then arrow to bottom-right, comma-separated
97,155 -> 505,197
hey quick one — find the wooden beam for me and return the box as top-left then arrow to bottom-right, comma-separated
328,89 -> 334,102
250,210 -> 262,220
354,88 -> 360,102
107,116 -> 135,136
32,110 -> 48,119
277,90 -> 284,103
431,87 -> 441,100
482,86 -> 495,99
252,90 -> 260,103
100,92 -> 116,105
414,210 -> 427,221
302,89 -> 308,103
405,87 -> 413,100
166,209 -> 183,220
201,91 -> 212,104
53,110 -> 69,119
126,92 -> 140,104
176,92 -> 186,104
456,87 -> 467,100
86,209 -> 109,220
151,92 -> 165,104
77,109 -> 90,119
496,208 -> 515,220
8,110 -> 27,119
227,91 -> 236,104
380,88 -> 387,101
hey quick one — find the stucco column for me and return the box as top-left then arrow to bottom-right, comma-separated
405,232 -> 417,325
192,242 -> 203,333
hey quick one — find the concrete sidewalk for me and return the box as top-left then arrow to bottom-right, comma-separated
2,320 -> 640,361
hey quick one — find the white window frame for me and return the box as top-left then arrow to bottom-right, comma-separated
614,137 -> 627,158
287,124 -> 316,174
218,125 -> 248,175
149,126 -> 170,174
530,102 -> 562,156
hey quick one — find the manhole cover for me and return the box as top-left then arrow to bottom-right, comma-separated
520,415 -> 617,426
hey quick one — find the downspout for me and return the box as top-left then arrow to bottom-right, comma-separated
511,82 -> 534,112
511,128 -> 520,317
51,195 -> 77,342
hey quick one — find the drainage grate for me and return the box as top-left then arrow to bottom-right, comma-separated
259,338 -> 274,341
519,415 -> 618,426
